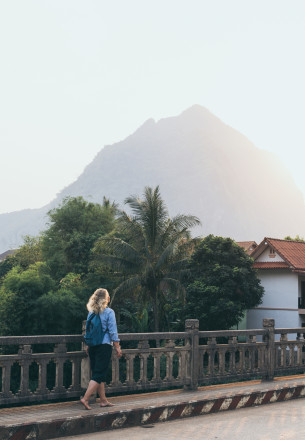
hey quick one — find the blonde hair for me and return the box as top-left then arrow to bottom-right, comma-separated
87,288 -> 109,314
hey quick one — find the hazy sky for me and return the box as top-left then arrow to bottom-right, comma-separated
1,0 -> 305,214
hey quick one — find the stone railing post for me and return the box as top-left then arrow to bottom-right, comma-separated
263,318 -> 275,381
184,319 -> 199,390
81,320 -> 91,391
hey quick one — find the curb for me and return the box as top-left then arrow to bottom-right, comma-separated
1,384 -> 305,440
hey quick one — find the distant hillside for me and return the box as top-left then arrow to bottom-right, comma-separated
1,105 -> 305,253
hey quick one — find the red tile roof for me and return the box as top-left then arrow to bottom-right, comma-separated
251,237 -> 305,271
236,241 -> 258,255
253,262 -> 290,270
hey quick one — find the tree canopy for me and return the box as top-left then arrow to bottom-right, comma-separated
93,186 -> 201,331
0,192 -> 264,337
0,262 -> 55,335
183,235 -> 264,330
41,196 -> 116,279
0,196 -> 117,336
284,235 -> 305,242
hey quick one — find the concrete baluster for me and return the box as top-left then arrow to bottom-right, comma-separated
126,354 -> 135,385
36,359 -> 48,395
207,337 -> 216,377
1,361 -> 13,398
165,340 -> 175,381
297,334 -> 303,365
176,352 -> 182,380
138,340 -> 150,384
18,345 -> 32,396
71,358 -> 81,391
54,343 -> 67,393
184,319 -> 199,390
218,349 -> 225,375
111,351 -> 120,386
280,333 -> 288,367
153,353 -> 161,382
263,318 -> 275,381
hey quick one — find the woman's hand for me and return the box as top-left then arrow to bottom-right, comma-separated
116,346 -> 122,358
114,342 -> 122,358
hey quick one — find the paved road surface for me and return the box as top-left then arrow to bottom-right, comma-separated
58,398 -> 305,440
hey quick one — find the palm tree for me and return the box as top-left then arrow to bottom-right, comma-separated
93,186 -> 201,332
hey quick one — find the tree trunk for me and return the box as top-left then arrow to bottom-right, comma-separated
152,290 -> 160,347
152,290 -> 159,333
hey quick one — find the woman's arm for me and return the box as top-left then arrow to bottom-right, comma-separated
108,310 -> 122,358
113,341 -> 122,358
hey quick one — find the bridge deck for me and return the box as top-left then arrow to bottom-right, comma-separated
1,375 -> 305,440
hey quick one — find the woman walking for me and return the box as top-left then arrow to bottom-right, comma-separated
81,288 -> 122,410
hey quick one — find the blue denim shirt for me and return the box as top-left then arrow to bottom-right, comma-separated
87,307 -> 120,345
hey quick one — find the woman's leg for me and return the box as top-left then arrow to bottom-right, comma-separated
80,380 -> 99,410
97,382 -> 114,407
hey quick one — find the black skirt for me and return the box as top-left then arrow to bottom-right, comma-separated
88,343 -> 112,384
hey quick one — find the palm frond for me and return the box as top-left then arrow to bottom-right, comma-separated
99,237 -> 144,265
111,276 -> 141,305
167,258 -> 190,272
171,214 -> 201,231
155,219 -> 193,252
125,186 -> 169,250
155,242 -> 177,271
143,236 -> 152,261
124,194 -> 143,217
173,237 -> 198,260
117,211 -> 145,241
94,254 -> 140,272
160,277 -> 186,300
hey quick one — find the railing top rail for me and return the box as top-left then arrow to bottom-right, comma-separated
3,327 -> 304,346
0,332 -> 188,346
0,335 -> 83,345
119,332 -> 187,340
198,329 -> 266,337
274,328 -> 305,334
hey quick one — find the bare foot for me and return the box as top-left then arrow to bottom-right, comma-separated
80,398 -> 92,410
100,400 -> 115,407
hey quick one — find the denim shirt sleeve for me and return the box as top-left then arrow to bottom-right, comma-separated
99,308 -> 120,343
106,308 -> 120,342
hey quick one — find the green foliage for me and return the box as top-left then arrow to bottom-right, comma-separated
0,236 -> 42,282
0,255 -> 16,279
59,272 -> 82,290
119,303 -> 150,333
14,236 -> 42,269
0,197 -> 119,337
0,263 -> 55,335
42,196 -> 116,279
0,193 -> 264,338
93,186 -> 200,331
183,235 -> 264,330
284,235 -> 305,242
34,289 -> 85,335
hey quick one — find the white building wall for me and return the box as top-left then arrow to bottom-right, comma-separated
256,247 -> 284,263
247,271 -> 303,331
258,272 -> 298,308
247,308 -> 301,331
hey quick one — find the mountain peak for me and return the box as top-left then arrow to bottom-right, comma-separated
1,105 -> 305,252
182,104 -> 208,113
177,105 -> 222,129
180,104 -> 212,117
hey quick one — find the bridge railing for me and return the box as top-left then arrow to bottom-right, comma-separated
274,327 -> 305,377
0,335 -> 84,406
1,318 -> 304,406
